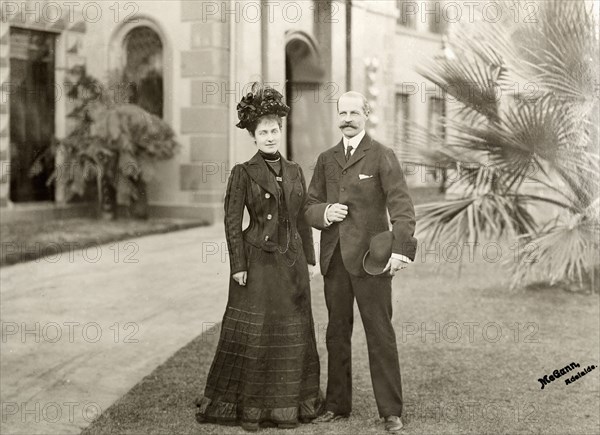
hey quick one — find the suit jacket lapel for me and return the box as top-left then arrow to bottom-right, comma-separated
246,152 -> 277,195
332,139 -> 346,169
333,134 -> 372,169
344,134 -> 371,169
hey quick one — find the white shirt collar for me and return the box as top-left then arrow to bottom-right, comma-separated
343,129 -> 366,151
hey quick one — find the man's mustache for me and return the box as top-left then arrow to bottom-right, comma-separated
340,123 -> 356,128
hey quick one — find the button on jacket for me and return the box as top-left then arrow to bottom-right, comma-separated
224,152 -> 316,274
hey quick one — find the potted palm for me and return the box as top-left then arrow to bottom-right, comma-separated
32,66 -> 179,219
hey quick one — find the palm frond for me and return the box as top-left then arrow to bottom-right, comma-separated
418,57 -> 502,122
510,212 -> 600,289
485,0 -> 599,102
397,121 -> 482,169
416,192 -> 537,246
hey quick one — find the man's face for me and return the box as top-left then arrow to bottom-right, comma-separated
337,95 -> 368,138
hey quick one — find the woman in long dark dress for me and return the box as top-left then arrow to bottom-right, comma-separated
195,83 -> 323,431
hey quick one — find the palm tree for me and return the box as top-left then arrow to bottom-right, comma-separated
400,0 -> 599,290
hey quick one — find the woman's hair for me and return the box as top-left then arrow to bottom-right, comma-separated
246,114 -> 283,137
236,82 -> 289,136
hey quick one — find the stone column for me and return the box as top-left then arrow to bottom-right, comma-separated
180,0 -> 230,223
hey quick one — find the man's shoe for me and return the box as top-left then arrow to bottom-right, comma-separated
312,411 -> 349,423
384,416 -> 404,432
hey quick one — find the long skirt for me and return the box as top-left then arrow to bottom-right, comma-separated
195,243 -> 323,427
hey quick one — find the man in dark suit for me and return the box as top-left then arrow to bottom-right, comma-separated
305,91 -> 417,432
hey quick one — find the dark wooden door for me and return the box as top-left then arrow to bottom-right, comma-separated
9,28 -> 56,202
286,82 -> 330,181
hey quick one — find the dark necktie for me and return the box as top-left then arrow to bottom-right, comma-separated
345,145 -> 353,162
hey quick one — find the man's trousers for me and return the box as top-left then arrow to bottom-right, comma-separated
323,243 -> 403,418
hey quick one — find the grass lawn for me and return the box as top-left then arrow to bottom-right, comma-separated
82,243 -> 599,435
0,217 -> 208,267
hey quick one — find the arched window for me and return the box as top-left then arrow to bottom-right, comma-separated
123,26 -> 163,118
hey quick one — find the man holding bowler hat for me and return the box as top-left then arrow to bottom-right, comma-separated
305,91 -> 417,432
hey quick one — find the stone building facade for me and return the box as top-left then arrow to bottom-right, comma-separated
0,0 -> 448,223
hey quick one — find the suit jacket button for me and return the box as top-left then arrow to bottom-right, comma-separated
342,170 -> 347,175
265,193 -> 271,199
267,214 -> 272,220
341,187 -> 346,192
265,235 -> 269,241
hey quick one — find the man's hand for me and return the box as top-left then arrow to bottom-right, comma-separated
232,271 -> 247,286
383,257 -> 408,276
326,203 -> 348,223
308,265 -> 316,281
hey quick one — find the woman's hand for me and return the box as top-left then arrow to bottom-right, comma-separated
232,271 -> 247,286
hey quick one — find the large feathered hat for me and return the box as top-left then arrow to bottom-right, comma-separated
236,82 -> 290,130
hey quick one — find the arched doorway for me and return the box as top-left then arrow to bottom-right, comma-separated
122,26 -> 164,118
285,32 -> 326,178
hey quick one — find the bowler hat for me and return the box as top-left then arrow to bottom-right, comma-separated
363,231 -> 394,275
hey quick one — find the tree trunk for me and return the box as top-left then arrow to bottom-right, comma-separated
99,169 -> 116,220
129,179 -> 149,220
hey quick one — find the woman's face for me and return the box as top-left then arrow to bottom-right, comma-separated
254,117 -> 281,154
